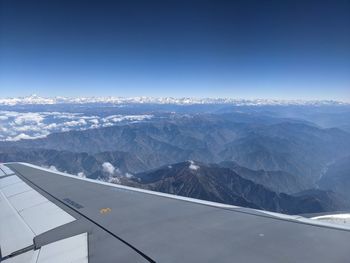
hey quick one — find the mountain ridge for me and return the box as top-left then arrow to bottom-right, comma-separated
128,161 -> 346,214
0,95 -> 348,106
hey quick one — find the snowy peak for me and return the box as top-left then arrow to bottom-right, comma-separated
0,95 -> 348,106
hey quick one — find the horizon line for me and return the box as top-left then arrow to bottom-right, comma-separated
0,94 -> 349,105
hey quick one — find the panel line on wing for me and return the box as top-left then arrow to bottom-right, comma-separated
0,174 -> 15,179
0,245 -> 35,261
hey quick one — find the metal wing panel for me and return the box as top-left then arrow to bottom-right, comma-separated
4,162 -> 350,263
0,189 -> 34,257
35,233 -> 88,263
0,172 -> 78,260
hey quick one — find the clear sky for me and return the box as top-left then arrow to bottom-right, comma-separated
0,0 -> 349,100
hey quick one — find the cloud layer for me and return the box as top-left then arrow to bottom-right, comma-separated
0,110 -> 152,141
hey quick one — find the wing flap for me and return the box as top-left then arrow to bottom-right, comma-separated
0,171 -> 76,259
0,189 -> 34,257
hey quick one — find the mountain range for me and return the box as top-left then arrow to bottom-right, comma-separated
3,114 -> 349,185
127,161 -> 346,214
1,108 -> 349,214
0,94 -> 348,106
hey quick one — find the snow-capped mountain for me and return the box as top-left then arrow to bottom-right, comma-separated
0,94 -> 347,106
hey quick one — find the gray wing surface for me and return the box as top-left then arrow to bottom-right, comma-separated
1,162 -> 350,262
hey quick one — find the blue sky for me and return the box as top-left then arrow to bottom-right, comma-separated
0,0 -> 349,100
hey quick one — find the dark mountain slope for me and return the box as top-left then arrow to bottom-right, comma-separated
219,161 -> 306,194
318,155 -> 350,200
131,161 -> 345,214
292,189 -> 347,212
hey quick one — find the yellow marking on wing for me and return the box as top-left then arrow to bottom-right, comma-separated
100,207 -> 112,214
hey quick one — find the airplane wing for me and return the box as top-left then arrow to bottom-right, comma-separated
1,162 -> 350,263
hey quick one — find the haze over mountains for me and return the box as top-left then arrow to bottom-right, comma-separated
1,97 -> 350,214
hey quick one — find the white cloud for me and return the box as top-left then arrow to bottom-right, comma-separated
49,165 -> 59,172
77,172 -> 86,178
89,119 -> 99,125
6,133 -> 45,141
13,113 -> 44,125
63,119 -> 87,127
108,177 -> 121,184
102,122 -> 114,127
0,110 -> 153,141
125,172 -> 134,178
102,162 -> 115,175
44,123 -> 58,129
189,160 -> 200,171
14,125 -> 42,132
102,114 -> 153,123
